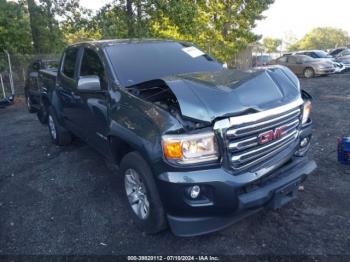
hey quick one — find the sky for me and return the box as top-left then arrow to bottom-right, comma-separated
80,0 -> 112,11
80,0 -> 350,40
253,0 -> 350,39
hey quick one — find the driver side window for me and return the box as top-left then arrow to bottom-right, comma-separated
80,49 -> 107,89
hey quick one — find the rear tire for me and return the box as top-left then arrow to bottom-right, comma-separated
25,95 -> 36,113
120,152 -> 167,235
303,67 -> 315,78
47,106 -> 72,146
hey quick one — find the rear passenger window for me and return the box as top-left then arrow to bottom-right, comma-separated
63,48 -> 78,78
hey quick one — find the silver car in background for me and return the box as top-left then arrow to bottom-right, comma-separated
270,55 -> 335,78
332,49 -> 350,70
294,50 -> 345,73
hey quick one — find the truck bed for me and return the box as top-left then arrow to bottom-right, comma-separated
40,68 -> 58,78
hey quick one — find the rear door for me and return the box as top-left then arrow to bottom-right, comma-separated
286,56 -> 302,75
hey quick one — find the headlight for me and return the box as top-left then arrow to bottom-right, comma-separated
302,100 -> 312,125
162,132 -> 219,164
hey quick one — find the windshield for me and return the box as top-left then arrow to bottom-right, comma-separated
314,51 -> 331,58
106,42 -> 223,87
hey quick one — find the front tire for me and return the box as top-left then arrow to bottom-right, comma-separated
303,67 -> 315,78
37,104 -> 48,124
120,152 -> 167,234
47,107 -> 72,146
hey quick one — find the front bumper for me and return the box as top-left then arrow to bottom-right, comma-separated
343,63 -> 350,69
315,68 -> 335,75
157,125 -> 316,237
159,157 -> 316,237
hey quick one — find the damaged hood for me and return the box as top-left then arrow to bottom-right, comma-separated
161,66 -> 302,123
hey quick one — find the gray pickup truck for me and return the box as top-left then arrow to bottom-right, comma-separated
33,39 -> 316,236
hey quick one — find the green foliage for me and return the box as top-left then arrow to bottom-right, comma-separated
89,0 -> 274,62
288,27 -> 350,51
149,0 -> 275,62
27,0 -> 93,53
262,37 -> 281,53
27,0 -> 66,53
90,4 -> 131,39
0,0 -> 32,54
0,0 -> 274,62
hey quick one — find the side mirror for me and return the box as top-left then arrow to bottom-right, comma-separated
77,76 -> 101,92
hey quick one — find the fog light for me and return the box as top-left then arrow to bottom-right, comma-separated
295,136 -> 311,157
190,185 -> 201,199
300,137 -> 309,147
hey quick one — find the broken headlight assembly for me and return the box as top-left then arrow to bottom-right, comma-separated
301,100 -> 312,125
162,132 -> 219,165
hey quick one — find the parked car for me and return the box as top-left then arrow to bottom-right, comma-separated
332,49 -> 350,70
328,47 -> 347,57
24,59 -> 58,114
270,55 -> 335,78
34,40 -> 316,236
293,50 -> 345,73
252,54 -> 272,67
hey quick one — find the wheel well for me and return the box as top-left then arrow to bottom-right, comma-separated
109,136 -> 134,165
304,67 -> 314,72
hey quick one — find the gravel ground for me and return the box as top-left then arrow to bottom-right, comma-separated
0,73 -> 350,256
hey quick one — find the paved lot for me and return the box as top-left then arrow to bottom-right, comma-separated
1,73 -> 350,255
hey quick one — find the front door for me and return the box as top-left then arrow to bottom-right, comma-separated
74,48 -> 110,156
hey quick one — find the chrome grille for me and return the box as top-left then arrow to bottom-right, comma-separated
221,102 -> 302,171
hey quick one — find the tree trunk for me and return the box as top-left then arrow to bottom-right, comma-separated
126,0 -> 134,37
26,0 -> 41,53
222,3 -> 232,38
136,0 -> 142,37
43,0 -> 57,50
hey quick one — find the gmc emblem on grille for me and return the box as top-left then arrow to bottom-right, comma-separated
258,126 -> 287,145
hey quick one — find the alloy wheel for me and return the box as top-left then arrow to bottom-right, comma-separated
27,97 -> 31,110
304,68 -> 314,78
124,168 -> 150,220
48,115 -> 57,140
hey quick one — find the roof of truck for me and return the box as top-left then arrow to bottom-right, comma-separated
70,39 -> 181,48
